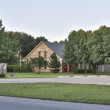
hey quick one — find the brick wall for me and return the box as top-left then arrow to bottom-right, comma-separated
24,42 -> 63,72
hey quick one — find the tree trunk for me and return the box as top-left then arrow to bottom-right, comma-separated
32,66 -> 34,72
89,64 -> 91,69
80,63 -> 82,69
92,64 -> 97,74
38,68 -> 40,74
84,66 -> 87,73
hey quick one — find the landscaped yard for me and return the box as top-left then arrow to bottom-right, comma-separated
0,83 -> 110,105
3,72 -> 110,78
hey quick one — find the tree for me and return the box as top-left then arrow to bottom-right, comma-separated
102,35 -> 110,64
63,31 -> 77,65
74,29 -> 87,68
63,39 -> 77,65
48,53 -> 61,73
63,30 -> 87,68
86,30 -> 105,73
35,36 -> 48,45
20,33 -> 36,57
30,56 -> 47,74
53,41 -> 58,43
59,40 -> 65,44
7,33 -> 48,58
0,20 -> 19,64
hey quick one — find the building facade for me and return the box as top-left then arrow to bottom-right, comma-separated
22,42 -> 65,72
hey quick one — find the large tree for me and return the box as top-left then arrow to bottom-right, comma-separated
86,30 -> 105,73
103,35 -> 110,64
7,31 -> 36,57
7,32 -> 48,57
63,31 -> 77,65
64,25 -> 110,73
0,20 -> 19,64
63,30 -> 88,69
35,36 -> 48,45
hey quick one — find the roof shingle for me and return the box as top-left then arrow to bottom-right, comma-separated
43,42 -> 64,59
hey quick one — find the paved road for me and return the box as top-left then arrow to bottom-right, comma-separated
0,96 -> 110,110
0,75 -> 110,85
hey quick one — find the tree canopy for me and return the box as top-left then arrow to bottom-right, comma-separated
63,26 -> 110,73
0,20 -> 19,64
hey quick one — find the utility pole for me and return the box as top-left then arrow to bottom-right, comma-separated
20,53 -> 21,72
18,49 -> 22,72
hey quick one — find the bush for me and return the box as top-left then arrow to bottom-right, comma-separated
7,65 -> 13,72
7,64 -> 32,73
0,73 -> 5,77
87,69 -> 93,73
73,69 -> 85,73
13,65 -> 20,72
73,69 -> 78,73
73,69 -> 94,73
25,63 -> 32,72
51,69 -> 60,73
78,69 -> 85,73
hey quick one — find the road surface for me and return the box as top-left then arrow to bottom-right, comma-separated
0,75 -> 110,85
0,96 -> 110,110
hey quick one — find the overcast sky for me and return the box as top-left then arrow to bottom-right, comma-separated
0,0 -> 110,41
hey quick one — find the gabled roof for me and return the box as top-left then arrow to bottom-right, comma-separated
43,42 -> 64,58
22,42 -> 64,61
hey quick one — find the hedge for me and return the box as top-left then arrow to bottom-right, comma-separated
7,64 -> 32,72
73,69 -> 93,73
51,69 -> 60,73
0,73 -> 5,77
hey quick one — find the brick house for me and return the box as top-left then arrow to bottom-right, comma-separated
23,42 -> 110,72
22,42 -> 69,72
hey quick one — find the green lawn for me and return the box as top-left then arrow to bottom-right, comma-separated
4,72 -> 86,78
0,83 -> 110,105
3,72 -> 110,79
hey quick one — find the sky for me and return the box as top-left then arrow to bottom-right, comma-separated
0,0 -> 110,42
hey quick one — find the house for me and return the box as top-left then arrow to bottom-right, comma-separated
22,42 -> 110,72
22,42 -> 72,72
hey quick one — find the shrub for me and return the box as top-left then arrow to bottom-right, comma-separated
73,69 -> 85,73
73,69 -> 94,73
87,69 -> 93,73
0,73 -> 5,77
13,65 -> 20,72
25,63 -> 32,72
51,69 -> 60,73
7,64 -> 32,73
73,69 -> 78,73
7,65 -> 13,72
78,69 -> 85,73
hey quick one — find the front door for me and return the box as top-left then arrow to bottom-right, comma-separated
62,63 -> 67,72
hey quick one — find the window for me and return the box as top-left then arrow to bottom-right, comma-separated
39,51 -> 41,56
45,65 -> 47,69
44,51 -> 47,59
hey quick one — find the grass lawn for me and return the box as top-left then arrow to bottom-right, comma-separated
4,72 -> 87,78
3,72 -> 110,79
0,83 -> 110,105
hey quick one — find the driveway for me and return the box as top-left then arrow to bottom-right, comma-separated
0,75 -> 110,85
0,96 -> 110,110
